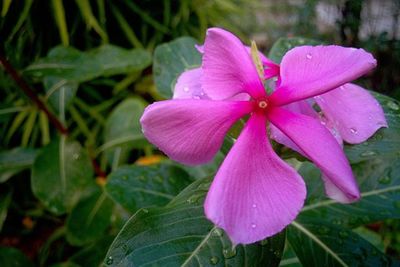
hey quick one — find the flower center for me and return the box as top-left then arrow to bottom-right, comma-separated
258,100 -> 268,109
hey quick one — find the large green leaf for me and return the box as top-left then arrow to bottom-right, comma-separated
66,187 -> 114,246
105,164 -> 194,213
288,220 -> 394,267
0,246 -> 34,267
0,147 -> 37,183
102,98 -> 147,166
104,177 -> 285,267
31,137 -> 95,214
25,45 -> 151,82
153,37 -> 201,98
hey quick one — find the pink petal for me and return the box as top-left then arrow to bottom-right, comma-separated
267,107 -> 360,203
315,83 -> 387,144
321,174 -> 355,203
269,45 -> 377,106
202,28 -> 266,100
204,113 -> 306,244
140,99 -> 252,165
270,101 -> 318,153
173,68 -> 250,101
173,68 -> 208,100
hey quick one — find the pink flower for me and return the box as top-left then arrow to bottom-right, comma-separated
140,28 -> 385,244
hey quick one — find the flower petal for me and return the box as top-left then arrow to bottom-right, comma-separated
267,107 -> 360,202
204,113 -> 306,244
173,68 -> 208,100
270,101 -> 318,153
269,45 -> 377,106
202,28 -> 266,100
315,83 -> 387,144
140,99 -> 252,165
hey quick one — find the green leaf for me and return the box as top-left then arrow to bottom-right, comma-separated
0,246 -> 34,267
31,137 -> 94,215
105,164 -> 194,213
25,45 -> 151,82
345,92 -> 400,163
102,98 -> 146,166
0,187 -> 12,231
0,147 -> 38,183
44,77 -> 78,114
66,187 -> 114,246
70,236 -> 114,267
153,37 -> 201,98
268,37 -> 321,63
104,177 -> 285,267
288,220 -> 394,267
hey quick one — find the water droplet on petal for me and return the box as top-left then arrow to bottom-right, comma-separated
350,128 -> 358,134
193,95 -> 201,99
252,203 -> 257,208
306,53 -> 312,59
210,256 -> 219,265
340,86 -> 345,90
183,86 -> 190,92
251,223 -> 256,228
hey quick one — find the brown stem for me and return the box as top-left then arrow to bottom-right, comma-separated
0,52 -> 68,135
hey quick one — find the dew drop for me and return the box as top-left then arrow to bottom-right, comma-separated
306,53 -> 312,59
72,153 -> 80,160
273,250 -> 281,257
350,128 -> 358,134
251,223 -> 256,229
106,256 -> 114,265
142,208 -> 149,213
183,86 -> 190,92
340,85 -> 345,90
193,95 -> 201,99
387,101 -> 399,111
222,246 -> 237,259
252,203 -> 257,208
360,151 -> 377,157
210,256 -> 219,265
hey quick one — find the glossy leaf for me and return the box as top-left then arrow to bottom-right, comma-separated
0,246 -> 34,267
103,98 -> 147,166
105,164 -> 193,213
288,220 -> 394,267
153,37 -> 202,98
31,137 -> 94,215
104,177 -> 285,267
66,187 -> 114,246
0,147 -> 38,183
25,45 -> 151,82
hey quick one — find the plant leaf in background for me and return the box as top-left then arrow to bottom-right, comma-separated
66,186 -> 114,246
0,147 -> 37,183
0,246 -> 34,267
102,98 -> 147,167
25,45 -> 152,82
153,37 -> 201,98
31,137 -> 95,215
0,187 -> 12,231
104,177 -> 285,267
105,164 -> 194,213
